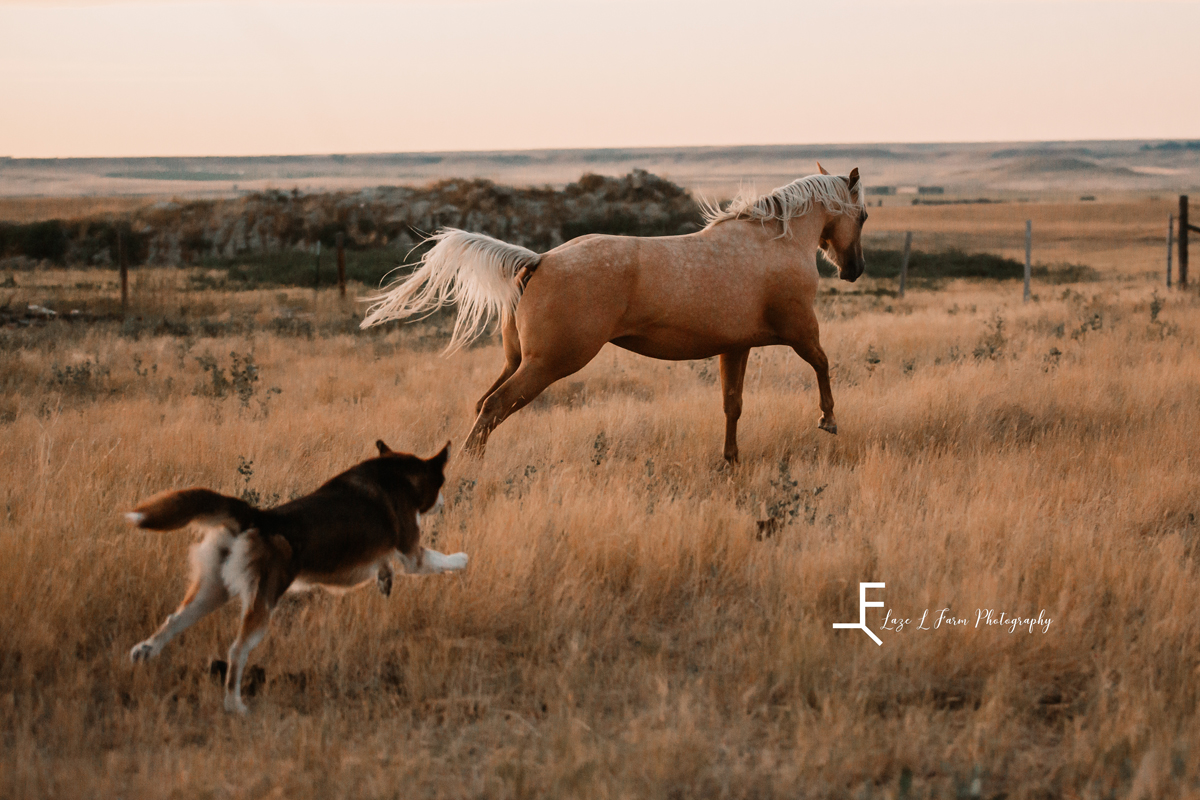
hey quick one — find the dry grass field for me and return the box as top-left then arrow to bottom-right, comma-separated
864,197 -> 1179,278
0,196 -> 158,225
2,207 -> 1199,798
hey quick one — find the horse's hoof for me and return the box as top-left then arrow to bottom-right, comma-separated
819,421 -> 838,435
376,569 -> 393,597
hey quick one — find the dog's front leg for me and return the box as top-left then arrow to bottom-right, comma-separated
376,562 -> 394,597
397,547 -> 468,575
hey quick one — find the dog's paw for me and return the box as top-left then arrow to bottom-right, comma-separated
444,552 -> 468,572
130,641 -> 155,664
224,694 -> 249,715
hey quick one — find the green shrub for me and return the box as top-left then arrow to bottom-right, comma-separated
826,247 -> 1101,283
200,248 -> 414,289
0,220 -> 70,263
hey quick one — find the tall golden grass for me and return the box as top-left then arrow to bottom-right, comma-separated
1,267 -> 1198,798
0,196 -> 156,225
863,198 -> 1178,276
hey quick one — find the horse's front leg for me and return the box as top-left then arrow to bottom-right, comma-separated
718,349 -> 751,462
792,338 -> 836,434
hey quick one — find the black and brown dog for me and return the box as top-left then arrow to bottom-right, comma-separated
126,440 -> 466,713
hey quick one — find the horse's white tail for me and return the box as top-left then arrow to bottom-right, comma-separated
360,228 -> 541,353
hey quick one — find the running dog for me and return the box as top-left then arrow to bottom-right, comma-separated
126,440 -> 466,713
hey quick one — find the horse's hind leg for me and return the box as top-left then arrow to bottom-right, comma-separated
475,312 -> 522,416
792,339 -> 836,434
464,345 -> 602,456
464,360 -> 558,456
719,349 -> 751,462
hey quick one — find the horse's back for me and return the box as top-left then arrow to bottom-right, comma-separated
520,225 -> 818,359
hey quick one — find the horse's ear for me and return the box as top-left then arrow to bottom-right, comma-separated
817,162 -> 830,175
847,167 -> 860,191
376,439 -> 392,456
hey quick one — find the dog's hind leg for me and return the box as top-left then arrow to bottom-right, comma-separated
130,576 -> 229,663
224,590 -> 272,715
131,531 -> 231,663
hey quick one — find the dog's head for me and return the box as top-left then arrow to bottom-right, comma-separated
374,439 -> 449,513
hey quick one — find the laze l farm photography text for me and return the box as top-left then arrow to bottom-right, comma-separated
880,607 -> 1055,635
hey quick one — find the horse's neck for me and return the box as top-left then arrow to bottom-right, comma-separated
702,206 -> 829,253
778,208 -> 828,253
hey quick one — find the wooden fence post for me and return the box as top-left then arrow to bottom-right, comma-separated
1167,214 -> 1174,288
1180,196 -> 1189,289
898,231 -> 912,298
336,232 -> 346,297
314,240 -> 322,289
118,228 -> 128,313
1023,220 -> 1031,302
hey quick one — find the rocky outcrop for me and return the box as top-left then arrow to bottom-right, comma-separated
1,170 -> 705,267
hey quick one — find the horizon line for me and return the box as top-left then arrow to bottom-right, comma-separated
4,136 -> 1196,162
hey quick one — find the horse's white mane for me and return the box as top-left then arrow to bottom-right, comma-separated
701,173 -> 866,235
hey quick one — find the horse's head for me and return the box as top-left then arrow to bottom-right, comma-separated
816,163 -> 867,282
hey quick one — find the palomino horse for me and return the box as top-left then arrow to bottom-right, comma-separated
362,165 -> 868,461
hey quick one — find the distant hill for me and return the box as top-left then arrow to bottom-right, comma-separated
993,156 -> 1139,176
1,140 -> 1197,199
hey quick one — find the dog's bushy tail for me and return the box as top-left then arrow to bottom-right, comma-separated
126,488 -> 257,532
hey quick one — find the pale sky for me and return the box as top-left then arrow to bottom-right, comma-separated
1,0 -> 1197,158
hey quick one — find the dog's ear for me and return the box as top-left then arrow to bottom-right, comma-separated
376,439 -> 392,456
405,442 -> 451,503
429,441 -> 451,471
